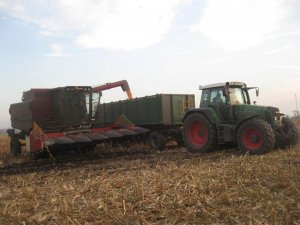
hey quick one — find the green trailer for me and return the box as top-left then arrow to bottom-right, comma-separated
97,94 -> 195,149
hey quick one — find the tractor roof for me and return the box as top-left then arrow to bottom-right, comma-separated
199,82 -> 246,90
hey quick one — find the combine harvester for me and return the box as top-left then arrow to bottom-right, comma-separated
7,80 -> 149,157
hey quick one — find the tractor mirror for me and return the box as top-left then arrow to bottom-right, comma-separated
223,84 -> 229,97
222,88 -> 228,97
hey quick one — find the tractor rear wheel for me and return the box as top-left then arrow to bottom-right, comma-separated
10,138 -> 21,157
237,118 -> 275,155
276,117 -> 298,148
149,131 -> 166,150
182,113 -> 217,153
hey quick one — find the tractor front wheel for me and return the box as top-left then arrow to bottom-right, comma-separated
237,118 -> 275,155
182,113 -> 217,153
276,117 -> 298,149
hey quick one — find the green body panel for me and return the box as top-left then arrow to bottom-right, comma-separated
233,105 -> 277,125
203,104 -> 278,127
233,105 -> 264,120
199,107 -> 223,124
97,94 -> 195,126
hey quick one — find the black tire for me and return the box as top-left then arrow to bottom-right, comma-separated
30,151 -> 48,160
148,131 -> 166,150
176,137 -> 184,147
237,118 -> 275,155
10,138 -> 21,157
182,113 -> 217,153
276,117 -> 299,148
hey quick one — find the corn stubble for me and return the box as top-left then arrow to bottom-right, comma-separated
0,136 -> 299,224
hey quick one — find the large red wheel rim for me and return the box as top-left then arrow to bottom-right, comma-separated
241,127 -> 263,151
187,120 -> 208,148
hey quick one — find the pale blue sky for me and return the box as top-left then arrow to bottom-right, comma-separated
0,0 -> 300,128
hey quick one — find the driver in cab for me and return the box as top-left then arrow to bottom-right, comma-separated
212,92 -> 224,104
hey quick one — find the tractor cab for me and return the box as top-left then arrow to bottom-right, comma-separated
199,82 -> 255,107
199,82 -> 268,123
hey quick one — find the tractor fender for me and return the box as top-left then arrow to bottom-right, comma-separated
235,115 -> 259,137
183,108 -> 217,124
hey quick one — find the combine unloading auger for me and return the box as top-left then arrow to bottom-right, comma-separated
91,80 -> 133,100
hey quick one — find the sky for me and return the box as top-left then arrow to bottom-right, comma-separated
0,0 -> 300,128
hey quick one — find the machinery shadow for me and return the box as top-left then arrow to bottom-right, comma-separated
0,145 -> 240,177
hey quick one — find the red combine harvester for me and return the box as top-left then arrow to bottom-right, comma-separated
7,80 -> 148,157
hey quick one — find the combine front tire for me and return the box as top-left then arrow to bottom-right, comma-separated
276,117 -> 299,148
182,113 -> 217,153
10,138 -> 21,157
237,118 -> 275,155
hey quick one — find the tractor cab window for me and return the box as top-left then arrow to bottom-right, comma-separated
229,88 -> 246,105
200,89 -> 210,106
210,88 -> 226,104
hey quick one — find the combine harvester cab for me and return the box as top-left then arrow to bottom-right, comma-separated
7,80 -> 149,157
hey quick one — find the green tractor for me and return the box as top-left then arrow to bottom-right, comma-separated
182,82 -> 298,155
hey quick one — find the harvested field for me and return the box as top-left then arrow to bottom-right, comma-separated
0,144 -> 299,224
0,135 -> 9,155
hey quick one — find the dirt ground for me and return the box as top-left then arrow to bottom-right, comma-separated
0,138 -> 299,225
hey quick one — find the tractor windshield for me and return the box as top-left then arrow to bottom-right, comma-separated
229,87 -> 247,105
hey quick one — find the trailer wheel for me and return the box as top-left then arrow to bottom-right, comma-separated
10,138 -> 21,157
183,113 -> 217,153
237,118 -> 275,155
149,131 -> 166,150
276,117 -> 299,148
